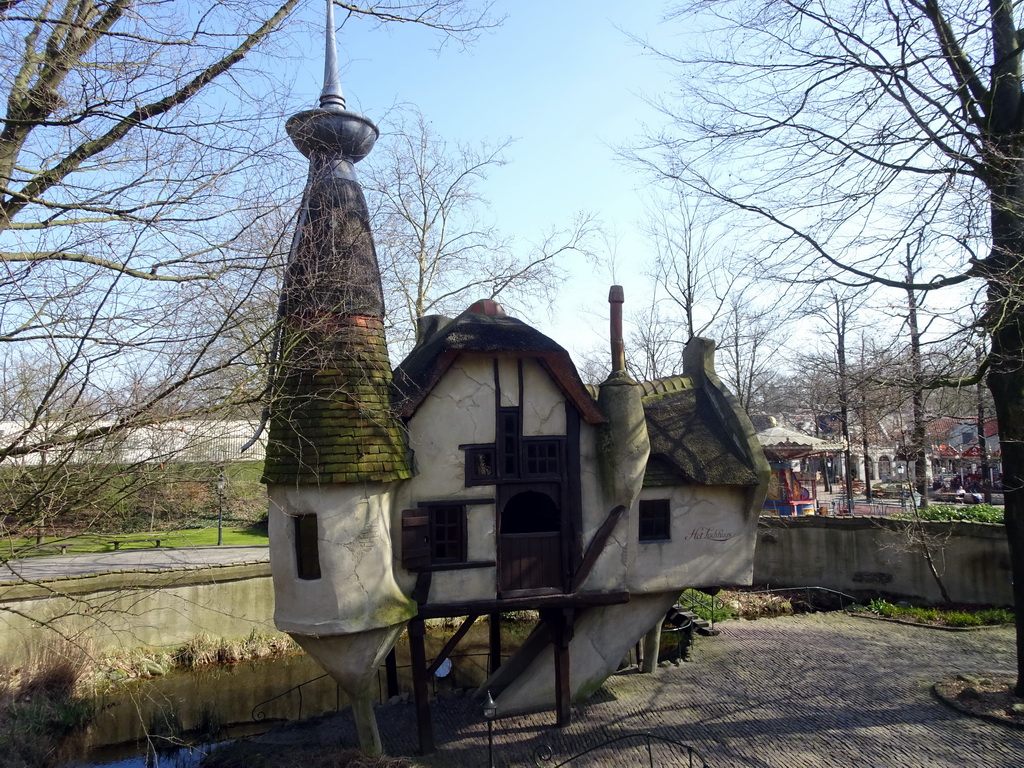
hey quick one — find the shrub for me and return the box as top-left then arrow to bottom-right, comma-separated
910,504 -> 1004,524
865,598 -> 1013,626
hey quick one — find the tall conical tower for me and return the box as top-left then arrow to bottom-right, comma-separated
263,1 -> 415,755
263,1 -> 409,485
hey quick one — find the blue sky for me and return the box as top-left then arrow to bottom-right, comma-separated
284,1 -> 685,363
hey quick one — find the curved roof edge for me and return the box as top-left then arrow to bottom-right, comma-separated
393,307 -> 606,425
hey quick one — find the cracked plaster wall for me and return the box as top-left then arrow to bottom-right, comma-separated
393,356 -> 500,603
497,357 -> 519,407
268,484 -> 415,637
629,485 -> 757,591
405,356 -> 496,493
578,379 -> 649,594
520,358 -> 566,435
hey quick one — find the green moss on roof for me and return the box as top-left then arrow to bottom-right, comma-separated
263,318 -> 410,485
642,386 -> 759,487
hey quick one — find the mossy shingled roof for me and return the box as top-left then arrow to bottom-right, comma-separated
641,383 -> 760,487
263,319 -> 411,485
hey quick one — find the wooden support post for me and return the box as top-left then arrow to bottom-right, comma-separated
426,614 -> 479,677
553,608 -> 574,727
409,618 -> 434,754
489,611 -> 502,674
385,647 -> 399,699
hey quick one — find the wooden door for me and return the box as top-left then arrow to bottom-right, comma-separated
498,487 -> 562,595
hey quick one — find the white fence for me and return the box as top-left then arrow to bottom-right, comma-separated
0,419 -> 266,466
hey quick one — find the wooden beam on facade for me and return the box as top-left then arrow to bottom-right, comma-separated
385,647 -> 399,699
426,614 -> 480,677
552,607 -> 575,727
570,505 -> 626,593
417,587 -> 629,619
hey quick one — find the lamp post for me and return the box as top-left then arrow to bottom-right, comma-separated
216,473 -> 226,546
483,689 -> 497,768
897,464 -> 906,511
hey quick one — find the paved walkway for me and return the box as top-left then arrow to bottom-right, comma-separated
0,546 -> 269,583
262,613 -> 1024,767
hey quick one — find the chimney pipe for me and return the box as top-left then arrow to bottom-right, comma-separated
609,285 -> 625,373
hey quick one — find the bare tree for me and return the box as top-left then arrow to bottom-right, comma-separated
0,0 -> 497,535
714,291 -> 785,413
644,190 -> 734,339
638,0 -> 1024,692
363,106 -> 595,354
623,298 -> 687,382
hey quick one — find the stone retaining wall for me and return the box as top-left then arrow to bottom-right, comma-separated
0,517 -> 1012,667
0,562 -> 277,666
753,515 -> 1012,605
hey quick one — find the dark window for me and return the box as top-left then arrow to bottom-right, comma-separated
465,446 -> 496,486
524,439 -> 561,476
499,409 -> 520,475
402,504 -> 468,569
430,504 -> 466,563
638,499 -> 671,542
294,514 -> 321,579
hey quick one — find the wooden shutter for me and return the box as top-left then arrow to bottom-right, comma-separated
401,508 -> 431,571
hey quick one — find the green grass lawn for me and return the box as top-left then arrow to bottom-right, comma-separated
2,526 -> 268,557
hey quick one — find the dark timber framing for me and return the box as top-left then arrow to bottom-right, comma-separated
408,617 -> 433,754
406,355 -> 621,754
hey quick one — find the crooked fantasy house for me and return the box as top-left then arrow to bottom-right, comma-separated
262,3 -> 769,755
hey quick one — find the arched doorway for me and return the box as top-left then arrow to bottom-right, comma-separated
499,488 -> 562,595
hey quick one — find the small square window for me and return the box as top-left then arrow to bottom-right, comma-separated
525,440 -> 560,476
430,504 -> 466,563
465,446 -> 496,486
639,499 -> 671,542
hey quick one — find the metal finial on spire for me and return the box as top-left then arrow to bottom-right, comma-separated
320,0 -> 346,112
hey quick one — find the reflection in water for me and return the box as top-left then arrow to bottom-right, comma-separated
71,617 -> 534,767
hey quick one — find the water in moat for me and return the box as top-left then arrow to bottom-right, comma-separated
62,617 -> 532,767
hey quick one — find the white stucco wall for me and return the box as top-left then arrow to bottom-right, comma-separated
405,356 -> 497,496
628,485 -> 758,591
520,358 -> 566,436
394,355 -> 502,603
497,357 -> 519,407
268,483 -> 415,636
574,419 -> 628,594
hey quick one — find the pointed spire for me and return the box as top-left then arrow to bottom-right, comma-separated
263,4 -> 409,487
320,0 -> 346,112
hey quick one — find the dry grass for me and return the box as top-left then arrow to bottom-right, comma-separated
172,631 -> 299,668
91,631 -> 301,687
0,641 -> 94,768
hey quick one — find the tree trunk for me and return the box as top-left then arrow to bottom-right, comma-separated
987,362 -> 1024,696
905,245 -> 929,507
978,353 -> 992,504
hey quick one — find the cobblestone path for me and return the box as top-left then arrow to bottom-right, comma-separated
265,612 -> 1024,767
